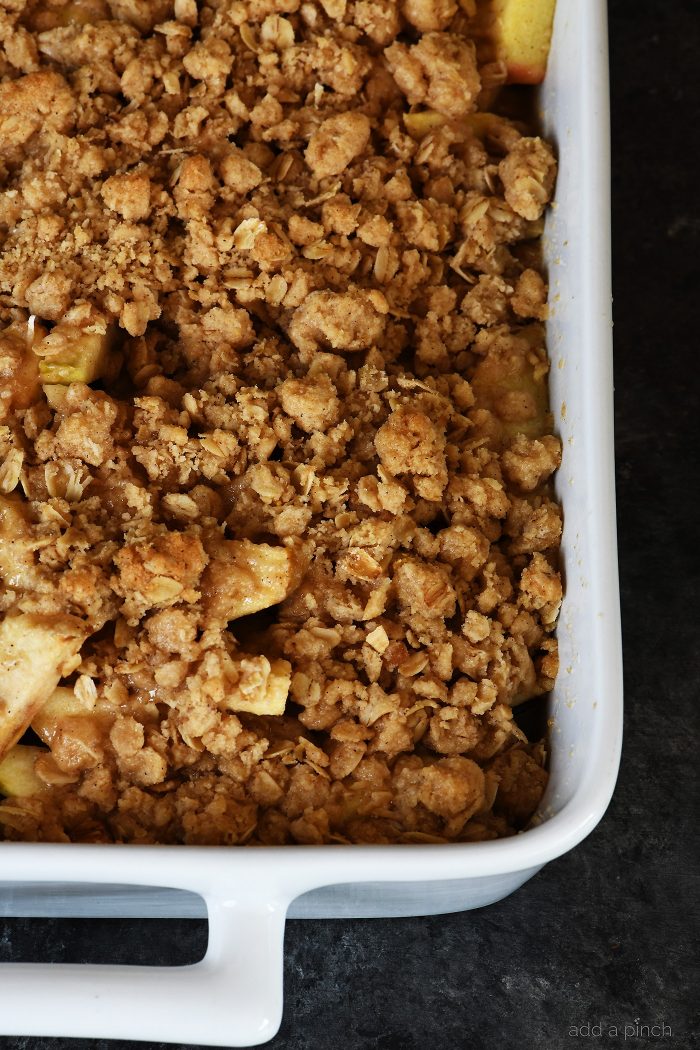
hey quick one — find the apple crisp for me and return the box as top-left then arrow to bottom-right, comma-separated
0,0 -> 561,846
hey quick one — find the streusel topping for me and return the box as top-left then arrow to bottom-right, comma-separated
0,0 -> 560,845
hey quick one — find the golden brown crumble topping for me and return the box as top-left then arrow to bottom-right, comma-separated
0,0 -> 560,846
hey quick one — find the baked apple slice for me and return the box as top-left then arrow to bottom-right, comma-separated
470,326 -> 552,443
0,745 -> 46,798
225,658 -> 292,717
33,312 -> 116,387
0,611 -> 88,762
0,319 -> 44,419
477,0 -> 557,84
202,539 -> 308,625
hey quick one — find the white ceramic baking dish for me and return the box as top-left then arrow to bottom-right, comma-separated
0,0 -> 620,1043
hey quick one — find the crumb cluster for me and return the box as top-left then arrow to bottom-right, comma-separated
0,0 -> 560,845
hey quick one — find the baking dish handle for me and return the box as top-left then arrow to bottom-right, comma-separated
0,889 -> 290,1046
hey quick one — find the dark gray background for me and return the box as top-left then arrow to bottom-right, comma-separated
1,1 -> 698,1047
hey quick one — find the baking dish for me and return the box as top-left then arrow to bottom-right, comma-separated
0,0 -> 621,1044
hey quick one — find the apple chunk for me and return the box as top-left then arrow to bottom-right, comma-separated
480,0 -> 557,85
0,496 -> 38,593
0,320 -> 43,417
33,316 -> 116,387
24,1 -> 110,31
470,328 -> 551,444
0,745 -> 46,798
201,540 -> 308,625
31,685 -> 97,747
0,611 -> 88,762
403,110 -> 448,140
31,684 -> 109,774
225,658 -> 292,717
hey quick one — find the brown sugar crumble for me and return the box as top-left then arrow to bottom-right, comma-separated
0,0 -> 561,846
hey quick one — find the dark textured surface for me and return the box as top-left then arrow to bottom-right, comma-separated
1,1 -> 699,1048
